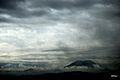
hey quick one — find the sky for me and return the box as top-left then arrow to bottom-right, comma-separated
0,0 -> 120,69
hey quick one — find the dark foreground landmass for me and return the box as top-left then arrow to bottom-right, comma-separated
0,70 -> 119,80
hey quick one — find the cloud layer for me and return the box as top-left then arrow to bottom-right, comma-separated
0,0 -> 120,70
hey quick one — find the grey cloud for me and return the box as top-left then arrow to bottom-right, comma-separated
43,47 -> 75,52
27,0 -> 120,11
0,0 -> 25,10
26,0 -> 120,19
103,0 -> 120,7
0,0 -> 120,71
0,36 -> 26,48
0,0 -> 120,21
0,17 -> 11,23
29,0 -> 104,9
93,19 -> 120,47
0,0 -> 29,18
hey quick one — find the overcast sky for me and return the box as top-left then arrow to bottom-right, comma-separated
0,0 -> 120,69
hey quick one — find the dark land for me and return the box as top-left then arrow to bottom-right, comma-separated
0,70 -> 120,80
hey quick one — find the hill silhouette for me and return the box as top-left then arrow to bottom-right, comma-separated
64,60 -> 101,68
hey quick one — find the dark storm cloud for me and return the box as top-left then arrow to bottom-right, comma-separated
0,0 -> 120,20
103,0 -> 120,7
1,0 -> 118,10
29,0 -> 120,10
26,0 -> 120,18
0,0 -> 42,17
0,0 -> 24,10
0,0 -> 27,19
30,0 -> 98,9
